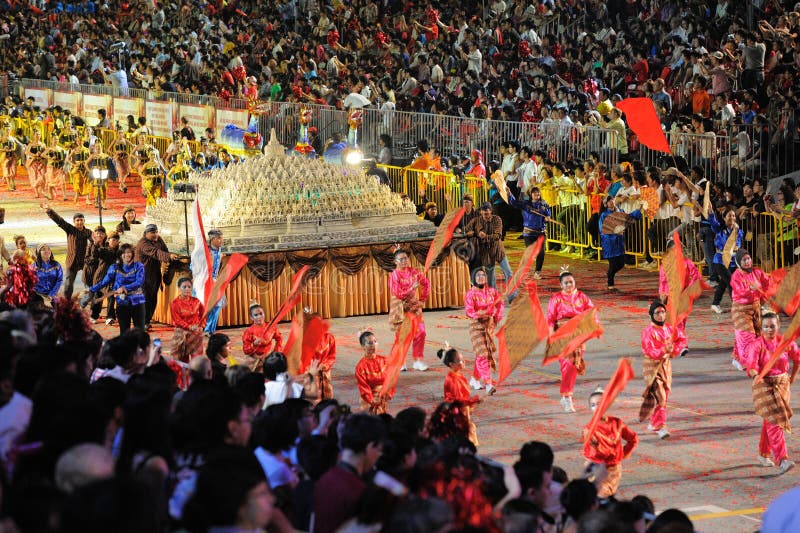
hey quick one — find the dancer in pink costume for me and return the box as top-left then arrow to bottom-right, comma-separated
729,249 -> 770,371
465,268 -> 504,395
546,269 -> 594,413
387,249 -> 430,371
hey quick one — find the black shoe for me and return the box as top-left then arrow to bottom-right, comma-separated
679,348 -> 689,358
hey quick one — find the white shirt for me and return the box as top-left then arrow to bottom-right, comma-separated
263,373 -> 303,408
467,49 -> 482,74
0,392 -> 32,463
254,446 -> 298,489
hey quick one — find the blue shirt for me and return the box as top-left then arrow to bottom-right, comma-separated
210,246 -> 221,279
599,209 -> 642,258
90,261 -> 145,306
34,260 -> 63,298
708,212 -> 743,266
508,192 -> 551,232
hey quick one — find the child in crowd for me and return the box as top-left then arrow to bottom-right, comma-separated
439,344 -> 481,446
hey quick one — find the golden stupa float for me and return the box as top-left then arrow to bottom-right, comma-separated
146,130 -> 435,251
147,130 -> 469,326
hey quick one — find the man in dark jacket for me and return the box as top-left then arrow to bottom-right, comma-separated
42,203 -> 92,298
83,225 -> 116,322
134,224 -> 178,329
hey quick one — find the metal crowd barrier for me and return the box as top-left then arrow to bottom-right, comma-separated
377,165 -> 488,213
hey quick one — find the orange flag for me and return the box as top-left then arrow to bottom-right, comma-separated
284,313 -> 331,376
662,233 -> 687,328
615,98 -> 671,154
543,308 -> 604,366
756,312 -> 800,383
424,207 -> 465,273
662,233 -> 706,327
497,280 -> 548,384
266,264 -> 311,332
584,358 -> 635,444
764,263 -> 800,316
204,253 -> 249,316
503,236 -> 544,299
381,312 -> 421,396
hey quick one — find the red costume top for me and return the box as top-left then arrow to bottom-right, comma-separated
464,285 -> 503,322
355,354 -> 389,404
730,268 -> 769,305
243,323 -> 283,357
389,267 -> 431,302
583,416 -> 638,466
170,295 -> 205,330
300,331 -> 337,373
743,335 -> 800,376
641,323 -> 687,360
444,371 -> 480,407
546,290 -> 594,329
658,258 -> 701,295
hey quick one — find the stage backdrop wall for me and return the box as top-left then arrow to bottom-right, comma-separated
153,241 -> 470,327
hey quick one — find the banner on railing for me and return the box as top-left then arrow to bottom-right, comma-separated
113,96 -> 144,127
179,103 -> 213,140
83,94 -> 111,124
147,100 -> 174,137
215,108 -> 249,134
53,91 -> 80,117
24,88 -> 50,109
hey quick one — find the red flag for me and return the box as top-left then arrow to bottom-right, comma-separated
584,358 -> 635,444
615,98 -> 671,154
764,264 -> 800,316
266,265 -> 311,332
284,313 -> 330,376
382,312 -> 421,396
756,312 -> 800,383
424,207 -> 465,273
204,253 -> 249,316
543,308 -> 604,366
496,280 -> 548,383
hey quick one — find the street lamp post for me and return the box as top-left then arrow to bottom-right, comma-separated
91,167 -> 108,226
173,182 -> 197,255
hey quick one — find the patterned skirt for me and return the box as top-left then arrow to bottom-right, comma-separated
732,301 -> 761,334
639,357 -> 671,422
469,318 -> 497,367
171,327 -> 204,363
753,373 -> 793,432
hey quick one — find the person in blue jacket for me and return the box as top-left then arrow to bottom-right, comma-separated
599,195 -> 642,291
505,185 -> 551,279
708,208 -> 743,314
33,244 -> 63,302
89,243 -> 145,333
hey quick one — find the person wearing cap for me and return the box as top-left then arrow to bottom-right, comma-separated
204,229 -> 224,336
421,202 -> 443,227
465,202 -> 511,290
639,300 -> 687,439
104,232 -> 121,325
83,226 -> 117,323
741,312 -> 798,475
116,206 -> 142,235
729,248 -> 770,371
41,202 -> 93,299
583,386 -> 638,498
135,224 -> 179,330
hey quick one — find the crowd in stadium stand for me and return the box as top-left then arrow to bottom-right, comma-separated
0,0 -> 798,176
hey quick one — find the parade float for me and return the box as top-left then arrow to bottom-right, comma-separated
147,131 -> 470,326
